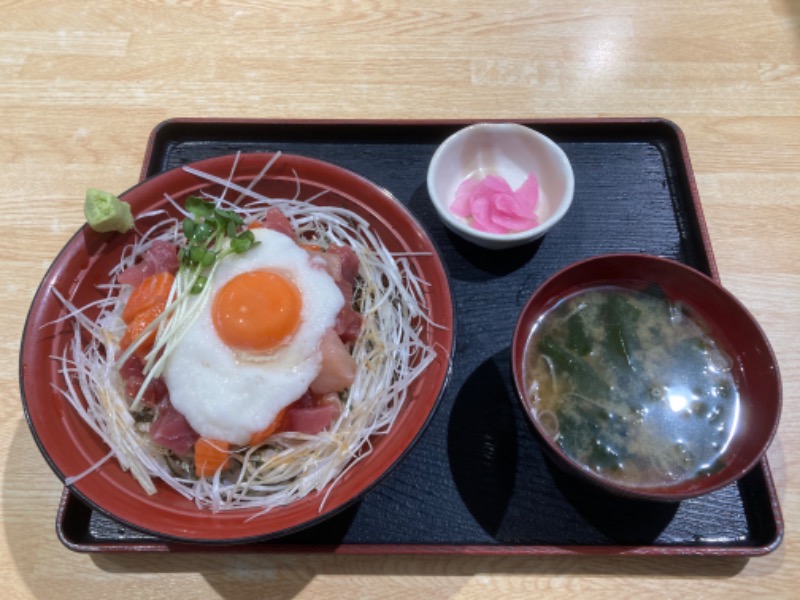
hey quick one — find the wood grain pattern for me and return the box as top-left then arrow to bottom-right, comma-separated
1,0 -> 798,598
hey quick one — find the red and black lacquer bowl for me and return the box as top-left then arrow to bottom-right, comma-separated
20,153 -> 454,543
511,253 -> 781,502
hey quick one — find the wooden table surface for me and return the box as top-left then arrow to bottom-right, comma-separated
2,1 -> 798,598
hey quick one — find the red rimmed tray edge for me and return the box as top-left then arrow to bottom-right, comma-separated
55,456 -> 783,556
140,116 -> 721,280
55,117 -> 783,556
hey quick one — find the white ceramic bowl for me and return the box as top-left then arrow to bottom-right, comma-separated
427,123 -> 575,249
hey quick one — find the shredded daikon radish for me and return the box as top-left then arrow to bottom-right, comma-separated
52,154 -> 441,514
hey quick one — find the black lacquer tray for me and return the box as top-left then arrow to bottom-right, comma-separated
55,118 -> 782,555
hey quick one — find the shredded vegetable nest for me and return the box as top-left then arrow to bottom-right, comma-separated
52,153 -> 440,514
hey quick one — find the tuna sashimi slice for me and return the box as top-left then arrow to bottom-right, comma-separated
117,240 -> 179,286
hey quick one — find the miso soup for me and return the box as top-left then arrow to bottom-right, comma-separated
524,285 -> 739,487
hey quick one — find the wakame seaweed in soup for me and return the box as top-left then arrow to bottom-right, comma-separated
524,285 -> 739,487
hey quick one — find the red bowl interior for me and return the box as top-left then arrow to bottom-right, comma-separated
20,153 -> 454,542
511,253 -> 781,501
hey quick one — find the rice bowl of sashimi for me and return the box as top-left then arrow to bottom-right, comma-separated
20,152 -> 454,542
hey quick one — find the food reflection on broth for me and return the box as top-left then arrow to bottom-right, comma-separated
524,285 -> 739,487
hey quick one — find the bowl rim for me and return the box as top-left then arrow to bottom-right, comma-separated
511,252 -> 782,501
426,122 -> 575,244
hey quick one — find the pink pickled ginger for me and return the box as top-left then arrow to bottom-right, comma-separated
450,173 -> 539,234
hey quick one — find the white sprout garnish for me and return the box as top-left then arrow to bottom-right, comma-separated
50,153 -> 441,513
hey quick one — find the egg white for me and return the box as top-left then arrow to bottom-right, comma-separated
163,228 -> 345,445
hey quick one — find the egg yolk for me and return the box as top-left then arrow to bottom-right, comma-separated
212,270 -> 302,352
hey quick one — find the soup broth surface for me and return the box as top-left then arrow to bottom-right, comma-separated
524,285 -> 739,487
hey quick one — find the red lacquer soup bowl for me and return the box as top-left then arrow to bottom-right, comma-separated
511,253 -> 780,502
